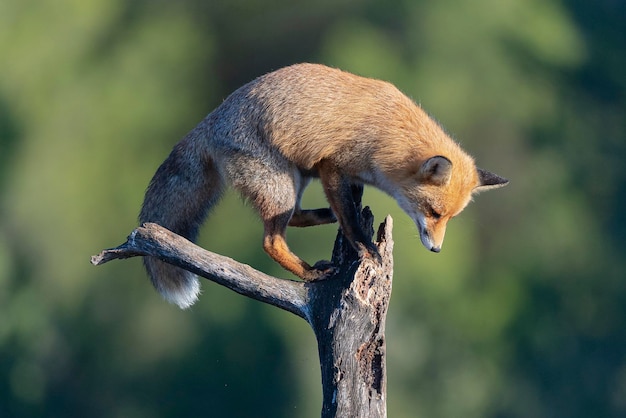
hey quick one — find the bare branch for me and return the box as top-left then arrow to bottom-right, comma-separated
92,211 -> 395,418
91,223 -> 310,320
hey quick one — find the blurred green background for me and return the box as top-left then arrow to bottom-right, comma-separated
1,0 -> 624,416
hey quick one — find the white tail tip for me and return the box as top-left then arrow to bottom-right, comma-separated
160,274 -> 201,309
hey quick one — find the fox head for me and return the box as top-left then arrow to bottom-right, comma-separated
396,155 -> 508,253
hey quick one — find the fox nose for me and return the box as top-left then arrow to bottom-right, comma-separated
430,246 -> 441,253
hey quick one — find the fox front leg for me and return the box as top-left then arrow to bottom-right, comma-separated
317,161 -> 381,262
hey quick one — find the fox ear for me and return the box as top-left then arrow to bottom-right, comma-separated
475,168 -> 509,192
419,156 -> 452,186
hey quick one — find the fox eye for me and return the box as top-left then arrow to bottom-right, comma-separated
429,207 -> 442,220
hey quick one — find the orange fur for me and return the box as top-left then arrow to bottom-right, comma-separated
140,63 -> 508,308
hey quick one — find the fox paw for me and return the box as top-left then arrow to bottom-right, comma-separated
357,242 -> 382,264
302,260 -> 337,282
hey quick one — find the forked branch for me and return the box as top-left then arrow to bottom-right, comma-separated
91,209 -> 394,418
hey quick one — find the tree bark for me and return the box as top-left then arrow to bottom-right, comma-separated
311,209 -> 393,418
91,209 -> 393,418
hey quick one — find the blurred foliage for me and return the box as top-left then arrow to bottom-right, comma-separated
0,0 -> 625,416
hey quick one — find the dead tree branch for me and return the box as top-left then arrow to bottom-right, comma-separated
91,222 -> 310,319
91,209 -> 394,418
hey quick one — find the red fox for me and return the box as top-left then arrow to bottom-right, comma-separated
140,63 -> 508,308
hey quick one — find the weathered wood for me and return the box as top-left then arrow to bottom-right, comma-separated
91,210 -> 394,418
91,223 -> 310,320
309,209 -> 392,418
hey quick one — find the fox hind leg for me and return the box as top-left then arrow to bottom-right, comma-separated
231,161 -> 332,281
288,176 -> 336,227
287,179 -> 362,228
288,208 -> 336,227
260,198 -> 334,281
262,213 -> 328,281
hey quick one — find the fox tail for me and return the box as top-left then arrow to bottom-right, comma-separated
139,128 -> 223,309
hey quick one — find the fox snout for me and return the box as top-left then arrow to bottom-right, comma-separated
416,216 -> 445,253
419,227 -> 442,253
